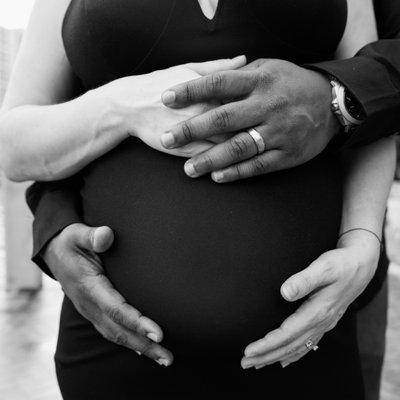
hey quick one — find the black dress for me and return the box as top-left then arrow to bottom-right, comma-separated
56,1 -> 364,398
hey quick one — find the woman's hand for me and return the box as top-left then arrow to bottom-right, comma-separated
241,229 -> 381,370
44,223 -> 174,366
100,56 -> 246,158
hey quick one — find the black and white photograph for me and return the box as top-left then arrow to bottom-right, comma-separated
0,0 -> 399,399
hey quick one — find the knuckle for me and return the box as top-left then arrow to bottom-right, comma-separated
229,136 -> 250,158
281,335 -> 295,347
257,70 -> 274,87
211,108 -> 230,130
140,341 -> 154,357
265,96 -> 289,113
106,305 -> 126,326
208,73 -> 225,92
252,157 -> 268,175
231,163 -> 243,180
197,153 -> 214,171
96,326 -> 113,342
285,345 -> 299,356
184,84 -> 194,103
78,277 -> 97,300
112,332 -> 129,347
180,122 -> 194,142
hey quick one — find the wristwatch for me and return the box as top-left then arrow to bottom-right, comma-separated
330,79 -> 366,133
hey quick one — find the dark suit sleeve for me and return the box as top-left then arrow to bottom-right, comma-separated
26,175 -> 83,278
304,0 -> 400,147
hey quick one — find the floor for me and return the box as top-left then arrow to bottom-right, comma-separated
0,185 -> 400,400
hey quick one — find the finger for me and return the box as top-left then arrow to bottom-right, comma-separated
253,334 -> 323,370
68,224 -> 115,253
85,274 -> 164,342
281,256 -> 337,302
244,298 -> 328,357
183,131 -> 258,178
210,149 -> 285,183
161,100 -> 264,148
186,55 -> 247,75
162,70 -> 256,108
92,226 -> 115,253
166,139 -> 215,158
242,330 -> 322,369
279,336 -> 322,368
95,318 -> 173,366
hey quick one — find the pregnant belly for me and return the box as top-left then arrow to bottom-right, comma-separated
81,138 -> 343,356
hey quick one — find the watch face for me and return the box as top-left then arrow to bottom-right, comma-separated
344,89 -> 365,121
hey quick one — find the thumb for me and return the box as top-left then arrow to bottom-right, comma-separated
71,224 -> 114,253
280,257 -> 334,302
187,55 -> 247,75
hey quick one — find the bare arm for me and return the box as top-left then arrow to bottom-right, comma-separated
0,0 -> 127,181
336,0 -> 395,239
0,0 -> 246,182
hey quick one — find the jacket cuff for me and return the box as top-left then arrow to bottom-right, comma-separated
305,48 -> 400,147
306,55 -> 400,116
30,188 -> 82,279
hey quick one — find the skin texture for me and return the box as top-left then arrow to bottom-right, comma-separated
241,230 -> 381,369
43,223 -> 173,366
0,56 -> 246,181
160,59 -> 341,183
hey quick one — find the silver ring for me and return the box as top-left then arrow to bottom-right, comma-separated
246,128 -> 265,154
305,340 -> 319,351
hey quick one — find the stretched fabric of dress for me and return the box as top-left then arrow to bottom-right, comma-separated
56,1 -> 365,398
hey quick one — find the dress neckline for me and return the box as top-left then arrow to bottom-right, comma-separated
195,0 -> 224,30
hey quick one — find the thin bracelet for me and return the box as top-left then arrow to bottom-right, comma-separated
338,228 -> 382,247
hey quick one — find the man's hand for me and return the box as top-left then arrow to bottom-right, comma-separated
43,223 -> 173,366
240,230 -> 380,369
160,59 -> 341,182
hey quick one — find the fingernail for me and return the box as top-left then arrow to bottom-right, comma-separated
146,332 -> 160,343
244,346 -> 258,357
135,351 -> 141,356
162,90 -> 176,105
161,133 -> 175,148
184,162 -> 197,177
212,171 -> 224,182
281,362 -> 289,368
156,358 -> 171,367
241,359 -> 254,369
282,285 -> 297,300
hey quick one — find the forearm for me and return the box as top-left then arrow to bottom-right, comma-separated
0,88 -> 127,182
340,137 -> 396,236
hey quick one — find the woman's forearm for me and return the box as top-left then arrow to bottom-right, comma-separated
340,137 -> 396,238
0,88 -> 128,182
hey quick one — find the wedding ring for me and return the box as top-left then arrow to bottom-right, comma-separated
305,340 -> 319,351
246,127 -> 265,154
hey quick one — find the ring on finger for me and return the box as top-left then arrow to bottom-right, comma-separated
305,339 -> 319,351
246,127 -> 265,154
